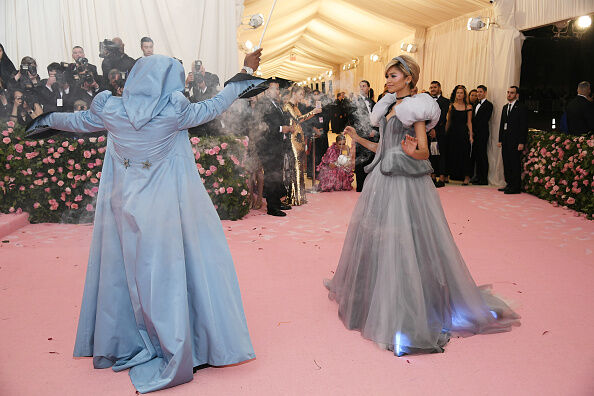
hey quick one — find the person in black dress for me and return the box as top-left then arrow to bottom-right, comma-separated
446,85 -> 473,184
428,81 -> 450,187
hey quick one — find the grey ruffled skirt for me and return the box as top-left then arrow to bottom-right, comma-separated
326,168 -> 520,356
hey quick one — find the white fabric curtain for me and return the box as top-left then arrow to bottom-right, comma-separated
0,0 -> 241,81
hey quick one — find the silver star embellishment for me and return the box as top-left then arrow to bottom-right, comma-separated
123,159 -> 130,168
142,160 -> 152,169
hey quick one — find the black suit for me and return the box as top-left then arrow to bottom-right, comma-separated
565,95 -> 594,136
471,99 -> 493,183
257,98 -> 290,210
499,101 -> 527,192
429,95 -> 450,176
188,86 -> 221,136
37,81 -> 75,112
351,95 -> 377,191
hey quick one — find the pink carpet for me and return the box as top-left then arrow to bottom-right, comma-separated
1,186 -> 593,395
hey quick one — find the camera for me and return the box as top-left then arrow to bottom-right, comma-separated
20,63 -> 37,76
99,39 -> 121,58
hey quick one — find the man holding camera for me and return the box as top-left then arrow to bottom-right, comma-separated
100,37 -> 136,84
9,56 -> 43,102
185,60 -> 221,135
38,63 -> 74,112
71,46 -> 100,84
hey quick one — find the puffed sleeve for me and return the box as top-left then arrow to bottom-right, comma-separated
172,79 -> 265,131
28,90 -> 110,133
395,93 -> 441,132
370,92 -> 396,127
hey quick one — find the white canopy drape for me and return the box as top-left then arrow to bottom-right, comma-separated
0,0 -> 242,80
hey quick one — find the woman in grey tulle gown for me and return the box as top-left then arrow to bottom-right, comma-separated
326,55 -> 520,357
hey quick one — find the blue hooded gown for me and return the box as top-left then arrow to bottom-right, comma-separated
30,55 -> 262,393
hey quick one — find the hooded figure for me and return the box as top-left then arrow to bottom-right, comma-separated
28,55 -> 264,393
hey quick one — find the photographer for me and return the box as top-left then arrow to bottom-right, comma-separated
100,37 -> 136,85
9,89 -> 42,126
140,37 -> 154,58
185,61 -> 221,135
38,62 -> 74,112
71,74 -> 102,107
70,46 -> 101,85
9,56 -> 42,100
107,68 -> 125,97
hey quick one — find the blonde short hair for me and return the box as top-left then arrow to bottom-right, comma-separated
384,55 -> 420,89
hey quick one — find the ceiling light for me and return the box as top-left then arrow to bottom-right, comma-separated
576,15 -> 592,29
371,54 -> 379,62
313,77 -> 317,81
245,40 -> 253,50
400,42 -> 407,50
328,70 -> 333,76
248,14 -> 264,29
467,17 -> 490,31
406,44 -> 417,53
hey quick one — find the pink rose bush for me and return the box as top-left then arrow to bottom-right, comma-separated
522,130 -> 593,219
189,135 -> 250,220
1,121 -> 251,222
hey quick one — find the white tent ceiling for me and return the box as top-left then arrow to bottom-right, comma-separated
239,0 -> 491,81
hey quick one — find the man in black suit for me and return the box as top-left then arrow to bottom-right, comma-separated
38,63 -> 75,112
498,85 -> 527,194
71,46 -> 101,85
470,85 -> 493,185
257,81 -> 294,217
306,89 -> 330,179
565,81 -> 594,136
428,81 -> 450,187
351,80 -> 378,192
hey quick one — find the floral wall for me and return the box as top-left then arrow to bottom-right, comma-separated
1,120 -> 251,223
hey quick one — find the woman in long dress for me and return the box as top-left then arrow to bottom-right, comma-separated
446,85 -> 474,184
317,134 -> 354,192
283,85 -> 321,205
326,55 -> 520,357
27,53 -> 264,393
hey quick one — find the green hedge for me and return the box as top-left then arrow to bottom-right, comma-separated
523,130 -> 594,219
0,119 -> 250,223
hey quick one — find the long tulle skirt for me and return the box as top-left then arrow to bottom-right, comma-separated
326,167 -> 520,356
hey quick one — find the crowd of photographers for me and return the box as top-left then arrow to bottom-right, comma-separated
0,37 -> 227,129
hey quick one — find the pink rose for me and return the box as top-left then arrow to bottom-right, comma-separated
209,165 -> 217,172
205,170 -> 212,176
48,168 -> 55,175
195,152 -> 201,160
198,167 -> 205,174
98,136 -> 105,142
51,176 -> 57,182
190,137 -> 200,144
91,187 -> 99,193
213,182 -> 219,188
75,195 -> 83,202
226,187 -> 233,194
15,144 -> 23,153
567,197 -> 575,205
240,189 -> 248,196
86,204 -> 94,211
91,178 -> 98,184
6,121 -> 14,127
33,202 -> 40,209
219,187 -> 225,194
68,145 -> 75,151
221,143 -> 228,149
2,137 -> 10,144
57,180 -> 65,187
83,150 -> 91,158
62,141 -> 69,147
71,203 -> 79,210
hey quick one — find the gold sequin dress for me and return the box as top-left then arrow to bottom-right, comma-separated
283,102 -> 316,206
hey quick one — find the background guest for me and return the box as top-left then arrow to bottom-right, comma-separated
140,37 -> 154,57
351,80 -> 377,191
469,89 -> 478,107
317,134 -> 354,192
38,63 -> 73,112
257,81 -> 294,216
470,84 -> 493,185
428,81 -> 450,186
446,85 -> 473,185
565,81 -> 594,135
498,85 -> 527,194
